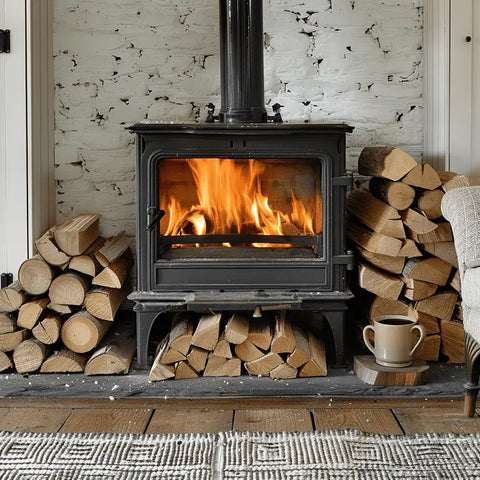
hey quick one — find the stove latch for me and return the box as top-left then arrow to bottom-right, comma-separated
333,250 -> 355,271
146,206 -> 165,231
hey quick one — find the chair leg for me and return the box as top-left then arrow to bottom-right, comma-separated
464,333 -> 480,417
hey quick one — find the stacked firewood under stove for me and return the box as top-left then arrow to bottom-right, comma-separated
348,147 -> 479,363
149,311 -> 327,381
0,214 -> 134,375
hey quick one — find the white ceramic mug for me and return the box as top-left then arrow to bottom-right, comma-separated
362,315 -> 426,368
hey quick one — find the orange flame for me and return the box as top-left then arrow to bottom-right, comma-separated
162,158 -> 320,247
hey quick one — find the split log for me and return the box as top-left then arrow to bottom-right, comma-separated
35,228 -> 71,267
204,355 -> 241,377
32,313 -> 63,345
187,346 -> 208,373
54,213 -> 101,256
441,320 -> 465,364
235,339 -> 264,362
401,209 -> 438,234
95,231 -> 131,267
298,332 -> 327,377
85,285 -> 128,321
414,334 -> 441,361
61,310 -> 111,353
175,361 -> 199,379
416,312 -> 440,335
168,313 -> 194,355
401,163 -> 442,190
402,257 -> 452,286
356,247 -> 405,275
415,292 -> 458,322
346,222 -> 402,256
443,174 -> 480,192
17,297 -> 50,330
247,318 -> 272,350
271,311 -> 295,353
286,325 -> 310,368
369,177 -> 415,210
0,351 -> 12,372
0,329 -> 30,352
450,269 -> 461,293
68,237 -> 105,277
437,170 -> 458,185
149,336 -> 175,381
270,363 -> 298,379
421,242 -> 458,268
18,256 -> 55,295
378,219 -> 406,239
84,320 -> 136,375
408,222 -> 453,243
245,352 -> 283,376
49,272 -> 90,306
47,303 -> 74,315
191,313 -> 222,351
40,349 -> 88,373
398,239 -> 423,258
358,262 -> 404,300
0,282 -> 28,312
13,339 -> 48,373
358,147 -> 417,181
212,333 -> 232,359
0,314 -> 16,334
92,248 -> 134,289
416,189 -> 445,220
159,347 -> 186,365
346,187 -> 400,232
369,297 -> 418,322
224,314 -> 249,344
401,278 -> 437,301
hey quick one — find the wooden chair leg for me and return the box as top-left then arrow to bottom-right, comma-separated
464,333 -> 480,417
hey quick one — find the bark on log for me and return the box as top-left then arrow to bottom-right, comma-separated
369,177 -> 415,210
40,349 -> 88,373
85,285 -> 128,321
358,147 -> 417,181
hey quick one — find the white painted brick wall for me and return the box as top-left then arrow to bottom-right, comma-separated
54,0 -> 423,237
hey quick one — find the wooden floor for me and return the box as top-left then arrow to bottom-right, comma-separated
0,398 -> 478,435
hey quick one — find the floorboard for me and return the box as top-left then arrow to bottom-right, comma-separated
393,406 -> 480,434
146,409 -> 233,434
0,407 -> 71,433
233,409 -> 313,432
313,408 -> 403,434
59,408 -> 153,434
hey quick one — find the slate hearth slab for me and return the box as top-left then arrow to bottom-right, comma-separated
0,364 -> 464,399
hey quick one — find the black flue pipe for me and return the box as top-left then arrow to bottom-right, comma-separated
218,0 -> 268,123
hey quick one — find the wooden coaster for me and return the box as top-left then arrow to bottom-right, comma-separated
354,355 -> 429,386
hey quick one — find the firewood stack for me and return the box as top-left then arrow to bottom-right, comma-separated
348,147 -> 471,364
149,311 -> 327,381
0,214 -> 135,375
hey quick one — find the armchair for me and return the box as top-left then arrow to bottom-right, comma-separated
442,186 -> 480,416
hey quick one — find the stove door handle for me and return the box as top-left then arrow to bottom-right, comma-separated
146,207 -> 165,231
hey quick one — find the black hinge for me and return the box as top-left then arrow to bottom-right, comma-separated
0,30 -> 11,54
1,273 -> 13,288
333,174 -> 353,187
333,251 -> 355,271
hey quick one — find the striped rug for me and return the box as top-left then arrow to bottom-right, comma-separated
0,430 -> 479,479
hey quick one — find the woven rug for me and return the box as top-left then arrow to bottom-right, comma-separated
0,430 -> 479,479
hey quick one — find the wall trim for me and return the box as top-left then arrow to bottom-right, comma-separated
423,0 -> 451,171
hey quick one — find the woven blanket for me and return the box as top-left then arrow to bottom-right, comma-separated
0,430 -> 479,479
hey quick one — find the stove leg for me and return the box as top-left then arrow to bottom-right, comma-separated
136,311 -> 160,370
323,311 -> 346,367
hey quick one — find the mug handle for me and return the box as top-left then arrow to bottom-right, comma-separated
410,324 -> 426,357
362,325 -> 375,355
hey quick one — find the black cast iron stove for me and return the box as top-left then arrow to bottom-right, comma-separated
129,0 -> 354,369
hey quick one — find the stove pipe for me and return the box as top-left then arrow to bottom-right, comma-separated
218,0 -> 268,123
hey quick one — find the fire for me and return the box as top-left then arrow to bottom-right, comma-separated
161,158 -> 320,247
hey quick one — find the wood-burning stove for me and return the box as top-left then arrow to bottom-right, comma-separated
129,0 -> 354,370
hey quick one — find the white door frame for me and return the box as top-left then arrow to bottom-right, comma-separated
424,0 -> 476,174
0,0 -> 29,279
0,0 -> 54,280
